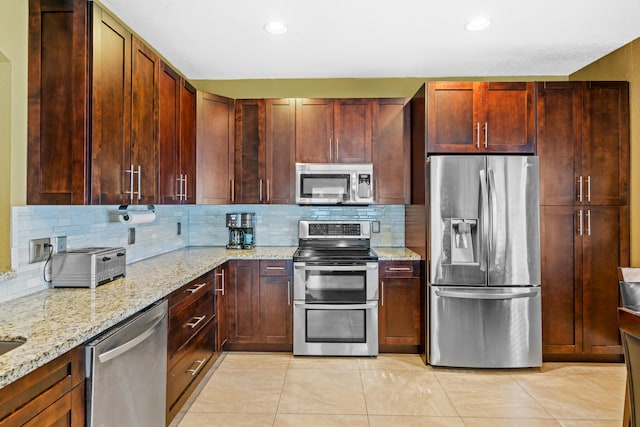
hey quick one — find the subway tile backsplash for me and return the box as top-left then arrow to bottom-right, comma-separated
1,204 -> 404,302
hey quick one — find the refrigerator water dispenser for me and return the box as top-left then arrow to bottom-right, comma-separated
451,219 -> 477,264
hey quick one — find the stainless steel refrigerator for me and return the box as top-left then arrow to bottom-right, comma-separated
427,155 -> 542,368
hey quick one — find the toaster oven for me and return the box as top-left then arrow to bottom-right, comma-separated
51,247 -> 126,288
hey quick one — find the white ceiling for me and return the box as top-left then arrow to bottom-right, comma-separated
99,0 -> 640,80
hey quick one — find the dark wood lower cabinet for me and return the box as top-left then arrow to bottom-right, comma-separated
226,260 -> 292,351
166,272 -> 219,425
0,347 -> 85,427
378,261 -> 421,353
541,205 -> 629,361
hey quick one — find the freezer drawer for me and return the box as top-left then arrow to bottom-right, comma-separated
428,285 -> 541,368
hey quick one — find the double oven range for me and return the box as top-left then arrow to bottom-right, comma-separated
293,220 -> 379,356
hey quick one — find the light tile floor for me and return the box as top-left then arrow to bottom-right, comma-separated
177,352 -> 626,427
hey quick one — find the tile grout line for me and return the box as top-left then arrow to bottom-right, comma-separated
507,371 -> 557,422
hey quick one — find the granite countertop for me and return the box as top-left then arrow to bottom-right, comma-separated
0,245 -> 419,389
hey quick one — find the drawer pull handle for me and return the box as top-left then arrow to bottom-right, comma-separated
185,283 -> 207,294
186,315 -> 206,329
387,267 -> 412,272
187,359 -> 206,376
265,266 -> 285,270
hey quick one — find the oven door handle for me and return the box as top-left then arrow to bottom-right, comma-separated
293,302 -> 378,310
294,264 -> 378,271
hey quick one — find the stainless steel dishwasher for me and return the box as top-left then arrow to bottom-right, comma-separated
85,300 -> 168,427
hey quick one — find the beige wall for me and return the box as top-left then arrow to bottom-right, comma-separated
192,76 -> 565,99
570,41 -> 640,265
0,0 -> 27,271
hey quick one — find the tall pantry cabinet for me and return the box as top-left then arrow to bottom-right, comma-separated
537,81 -> 629,360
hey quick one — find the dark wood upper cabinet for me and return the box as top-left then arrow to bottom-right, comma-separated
333,99 -> 372,163
158,62 -> 196,204
130,37 -> 159,205
295,98 -> 372,163
537,82 -> 583,206
295,98 -> 334,163
233,98 -> 295,204
372,98 -> 410,204
29,0 -> 163,205
196,91 -> 235,204
234,99 -> 265,204
28,0 -> 90,204
582,81 -> 629,206
158,63 -> 181,204
180,81 -> 197,204
89,7 -> 132,205
426,81 -> 535,154
265,99 -> 296,204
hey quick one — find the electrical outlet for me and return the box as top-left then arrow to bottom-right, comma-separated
29,237 -> 51,263
177,222 -> 181,236
371,221 -> 380,233
128,228 -> 136,245
55,236 -> 67,253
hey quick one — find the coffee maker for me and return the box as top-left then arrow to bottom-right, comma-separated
226,213 -> 255,249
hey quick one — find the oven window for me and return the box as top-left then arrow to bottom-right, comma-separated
306,309 -> 366,343
305,270 -> 366,303
300,174 -> 350,199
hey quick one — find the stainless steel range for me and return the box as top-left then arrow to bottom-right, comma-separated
293,220 -> 379,356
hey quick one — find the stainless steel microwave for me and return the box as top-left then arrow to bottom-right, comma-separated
295,163 -> 374,205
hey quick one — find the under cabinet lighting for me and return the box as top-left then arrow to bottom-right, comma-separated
264,21 -> 288,35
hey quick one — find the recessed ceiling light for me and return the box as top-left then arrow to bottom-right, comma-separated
264,21 -> 288,35
465,17 -> 491,32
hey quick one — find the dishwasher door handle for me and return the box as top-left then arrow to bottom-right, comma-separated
97,311 -> 165,364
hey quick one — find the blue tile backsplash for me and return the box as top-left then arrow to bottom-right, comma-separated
1,204 -> 404,302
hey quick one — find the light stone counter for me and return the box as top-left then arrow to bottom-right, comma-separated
0,245 -> 418,389
374,247 -> 421,261
0,246 -> 295,389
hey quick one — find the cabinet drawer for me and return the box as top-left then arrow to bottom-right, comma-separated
259,260 -> 292,276
168,285 -> 215,360
379,261 -> 420,278
167,320 -> 215,412
168,272 -> 214,315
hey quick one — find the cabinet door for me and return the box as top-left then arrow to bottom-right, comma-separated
234,99 -> 265,204
537,82 -> 583,206
215,265 -> 229,351
259,275 -> 292,344
582,206 -> 628,356
379,277 -> 421,346
90,5 -> 131,204
180,81 -> 197,204
582,81 -> 629,206
196,91 -> 235,204
158,62 -> 180,204
131,37 -> 159,204
28,0 -> 90,205
295,98 -> 333,162
334,99 -> 372,163
426,82 -> 475,153
227,261 -> 260,344
265,99 -> 296,204
481,82 -> 535,153
372,98 -> 410,204
540,206 -> 583,356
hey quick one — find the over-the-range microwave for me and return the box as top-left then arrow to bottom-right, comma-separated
295,163 -> 374,205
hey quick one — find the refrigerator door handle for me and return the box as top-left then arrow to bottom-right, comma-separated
487,168 -> 498,260
479,169 -> 489,272
434,289 -> 539,300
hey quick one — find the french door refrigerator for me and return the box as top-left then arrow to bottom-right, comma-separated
427,155 -> 542,368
